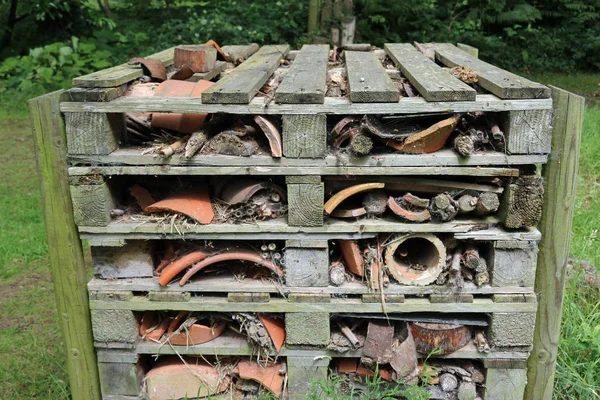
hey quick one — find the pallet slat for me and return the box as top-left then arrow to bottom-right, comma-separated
345,51 -> 400,103
384,43 -> 476,102
431,43 -> 550,99
72,47 -> 176,88
201,45 -> 290,104
275,44 -> 329,104
60,94 -> 552,114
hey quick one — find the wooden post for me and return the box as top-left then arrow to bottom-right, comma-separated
29,91 -> 102,400
525,86 -> 584,399
308,0 -> 320,34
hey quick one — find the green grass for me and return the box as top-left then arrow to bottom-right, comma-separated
0,74 -> 599,399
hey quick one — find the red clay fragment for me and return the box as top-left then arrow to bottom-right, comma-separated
152,80 -> 214,134
386,115 -> 460,154
331,116 -> 360,138
258,315 -> 286,352
219,179 -> 286,205
158,250 -> 211,286
129,184 -> 155,212
388,196 -> 431,222
204,39 -> 229,61
356,365 -> 393,381
146,358 -> 229,400
254,116 -> 282,157
168,321 -> 227,346
324,182 -> 385,215
236,361 -> 285,397
155,244 -> 175,274
330,207 -> 368,218
337,358 -> 358,374
145,186 -> 214,225
124,82 -> 160,97
169,64 -> 195,81
140,312 -> 170,342
339,240 -> 364,277
128,57 -> 167,81
179,251 -> 284,286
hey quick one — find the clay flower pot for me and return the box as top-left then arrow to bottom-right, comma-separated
152,80 -> 214,133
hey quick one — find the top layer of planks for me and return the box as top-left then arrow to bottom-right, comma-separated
69,42 -> 550,108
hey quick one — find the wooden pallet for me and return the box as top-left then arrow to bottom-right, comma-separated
29,42 -> 584,400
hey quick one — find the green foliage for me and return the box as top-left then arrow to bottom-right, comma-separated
306,367 -> 430,400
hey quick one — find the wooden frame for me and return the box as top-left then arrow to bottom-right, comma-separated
30,43 -> 583,400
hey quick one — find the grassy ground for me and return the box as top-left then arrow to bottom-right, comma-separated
0,75 -> 598,399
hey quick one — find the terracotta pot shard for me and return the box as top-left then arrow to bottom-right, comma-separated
324,182 -> 385,215
258,314 -> 286,352
254,116 -> 282,157
204,39 -> 229,61
179,251 -> 284,286
384,233 -> 446,286
158,250 -> 211,286
331,206 -> 368,218
129,184 -> 155,212
339,240 -> 364,277
140,312 -> 170,342
145,358 -> 229,400
388,196 -> 431,222
386,115 -> 460,154
152,80 -> 214,134
219,179 -> 286,205
128,57 -> 167,81
168,321 -> 227,346
145,186 -> 214,225
236,361 -> 285,397
169,64 -> 195,81
337,358 -> 358,374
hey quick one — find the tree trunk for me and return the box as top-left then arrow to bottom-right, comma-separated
0,0 -> 19,51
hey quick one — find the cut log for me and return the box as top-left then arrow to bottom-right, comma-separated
410,322 -> 472,355
429,193 -> 459,222
475,192 -> 500,215
329,261 -> 347,286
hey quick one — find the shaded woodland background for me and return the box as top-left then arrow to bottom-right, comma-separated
1,0 -> 600,98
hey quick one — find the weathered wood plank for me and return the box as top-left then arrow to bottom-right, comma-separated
345,51 -> 400,102
88,277 -> 534,295
65,112 -> 124,155
89,296 -> 538,313
456,43 -> 479,58
501,109 -> 553,154
29,91 -> 102,400
202,45 -> 290,104
221,43 -> 259,63
136,331 -> 528,360
384,43 -> 476,102
70,177 -> 115,227
287,183 -> 325,227
275,44 -> 329,103
61,85 -> 128,102
282,114 -> 327,158
284,241 -> 329,286
60,93 -> 552,114
72,47 -> 176,88
98,362 -> 140,396
487,368 -> 527,400
431,43 -> 550,99
526,86 -> 584,399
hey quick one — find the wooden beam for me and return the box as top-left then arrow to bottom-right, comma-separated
202,45 -> 290,104
275,44 -> 329,103
431,43 -> 550,99
345,51 -> 400,102
384,43 -> 476,102
525,86 -> 584,399
29,91 -> 101,400
60,94 -> 553,114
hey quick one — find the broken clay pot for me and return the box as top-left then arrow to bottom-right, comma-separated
384,233 -> 446,286
158,250 -> 212,286
145,185 -> 214,225
179,250 -> 284,286
324,182 -> 385,215
152,80 -> 214,134
386,115 -> 460,154
258,314 -> 286,352
339,240 -> 365,277
235,361 -> 285,397
128,57 -> 167,81
145,358 -> 229,400
219,179 -> 286,205
254,116 -> 282,157
388,196 -> 431,222
168,320 -> 227,346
